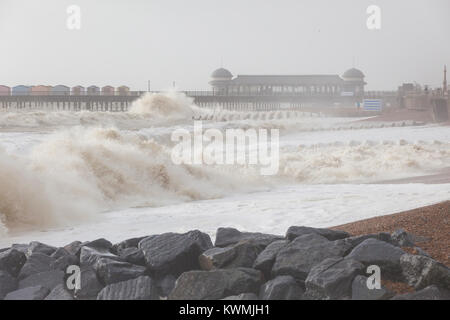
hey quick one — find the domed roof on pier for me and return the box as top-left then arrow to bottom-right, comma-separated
211,68 -> 233,79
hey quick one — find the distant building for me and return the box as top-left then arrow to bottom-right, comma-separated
209,67 -> 366,100
31,85 -> 52,96
102,86 -> 115,96
12,85 -> 31,96
72,86 -> 86,95
0,85 -> 11,96
117,85 -> 130,96
87,85 -> 100,95
52,85 -> 70,96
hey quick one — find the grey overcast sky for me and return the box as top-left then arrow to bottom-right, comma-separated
0,0 -> 449,91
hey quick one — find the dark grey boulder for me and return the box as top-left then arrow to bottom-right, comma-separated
339,233 -> 394,251
260,275 -> 304,300
400,254 -> 450,290
19,270 -> 65,291
391,285 -> 450,300
223,240 -> 265,269
79,245 -> 122,268
51,254 -> 79,271
199,247 -> 236,270
156,274 -> 177,297
25,241 -> 57,257
253,240 -> 288,277
200,240 -> 265,271
346,238 -> 405,279
215,228 -> 283,247
74,267 -> 104,299
305,257 -> 365,300
4,286 -> 50,300
351,275 -> 393,300
391,229 -> 429,247
64,241 -> 83,257
95,258 -> 146,285
84,238 -> 112,250
0,270 -> 17,299
139,230 -> 213,276
0,248 -> 27,277
97,276 -> 159,300
286,226 -> 349,241
17,253 -> 55,280
272,233 -> 352,280
10,244 -> 29,255
44,284 -> 74,300
222,293 -> 259,300
112,236 -> 147,255
118,247 -> 146,266
169,268 -> 263,300
50,248 -> 70,260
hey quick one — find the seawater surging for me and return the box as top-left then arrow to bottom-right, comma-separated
1,92 -> 450,235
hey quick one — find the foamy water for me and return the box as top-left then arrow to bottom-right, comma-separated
1,92 -> 450,246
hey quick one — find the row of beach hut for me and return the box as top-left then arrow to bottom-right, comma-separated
0,85 -> 131,96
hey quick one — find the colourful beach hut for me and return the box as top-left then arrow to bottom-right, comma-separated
12,85 -> 31,96
51,85 -> 70,96
31,85 -> 52,96
0,85 -> 11,96
102,86 -> 115,96
72,86 -> 86,95
87,85 -> 100,95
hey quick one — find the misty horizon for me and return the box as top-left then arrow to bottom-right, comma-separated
0,0 -> 449,91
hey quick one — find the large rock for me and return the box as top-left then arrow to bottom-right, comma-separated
0,248 -> 27,277
118,247 -> 146,266
97,276 -> 159,300
199,240 -> 265,271
44,284 -> 74,300
339,233 -> 394,251
79,245 -> 122,268
391,285 -> 450,300
25,241 -> 57,257
259,275 -> 304,300
286,226 -> 349,241
84,238 -> 113,250
4,286 -> 50,300
199,247 -> 236,270
112,236 -> 146,255
50,248 -> 71,260
391,229 -> 429,247
18,270 -> 65,291
95,258 -> 146,285
74,267 -> 104,300
139,230 -> 213,276
51,254 -> 79,271
351,275 -> 393,300
272,233 -> 351,280
305,257 -> 365,300
346,239 -> 405,279
63,241 -> 83,257
169,268 -> 263,300
215,228 -> 283,247
17,253 -> 55,280
400,254 -> 450,290
0,270 -> 17,299
253,240 -> 288,277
